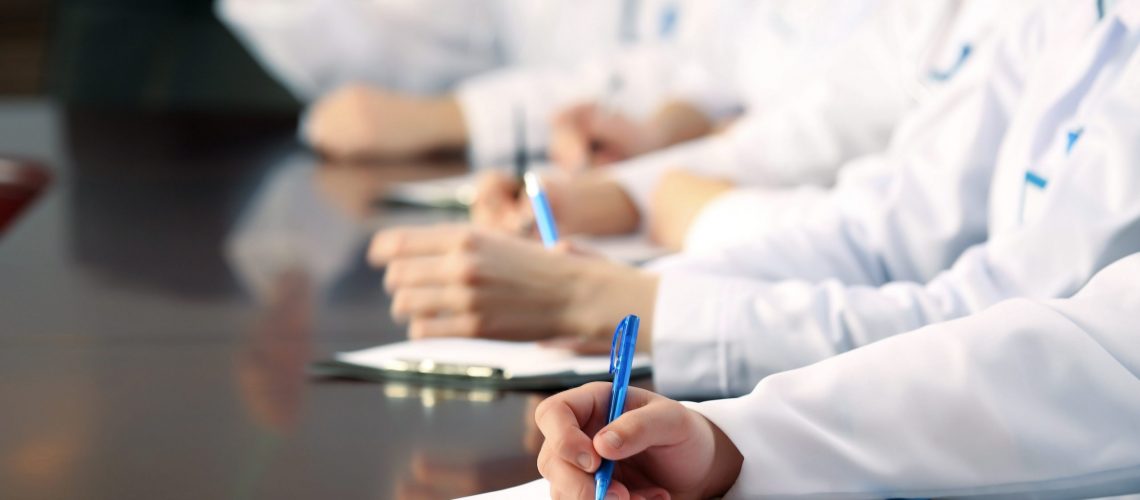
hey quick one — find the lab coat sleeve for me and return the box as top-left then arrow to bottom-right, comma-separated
688,253 -> 1140,499
650,38 -> 1140,398
216,0 -> 344,100
455,46 -> 687,168
606,1 -> 962,221
681,156 -> 895,254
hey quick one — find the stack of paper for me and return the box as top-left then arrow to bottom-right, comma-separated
455,479 -> 551,499
312,338 -> 651,390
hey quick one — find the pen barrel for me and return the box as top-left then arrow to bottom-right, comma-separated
528,190 -> 560,248
595,460 -> 615,500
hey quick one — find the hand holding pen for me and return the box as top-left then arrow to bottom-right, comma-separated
534,385 -> 743,500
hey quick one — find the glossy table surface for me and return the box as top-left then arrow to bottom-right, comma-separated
0,99 -> 546,500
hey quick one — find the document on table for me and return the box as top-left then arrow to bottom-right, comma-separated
382,173 -> 479,209
312,338 -> 651,389
574,234 -> 669,265
455,479 -> 550,499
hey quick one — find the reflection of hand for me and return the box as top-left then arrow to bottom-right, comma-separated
549,103 -> 656,170
535,383 -> 743,500
523,395 -> 545,454
236,271 -> 314,432
305,84 -> 466,160
367,225 -> 658,342
469,171 -> 641,237
395,451 -> 539,500
649,170 -> 734,251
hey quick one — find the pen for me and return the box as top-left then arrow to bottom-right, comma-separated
523,171 -> 560,248
514,107 -> 528,186
595,315 -> 640,500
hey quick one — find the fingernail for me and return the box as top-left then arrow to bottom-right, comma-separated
576,453 -> 592,471
600,430 -> 623,450
605,493 -> 618,500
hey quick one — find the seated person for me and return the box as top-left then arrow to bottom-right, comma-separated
534,251 -> 1140,499
471,0 -> 1039,250
369,0 -> 1140,400
218,0 -> 720,159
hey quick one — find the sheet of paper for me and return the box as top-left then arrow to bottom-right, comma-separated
336,338 -> 649,378
383,173 -> 479,208
573,234 -> 670,265
454,479 -> 550,499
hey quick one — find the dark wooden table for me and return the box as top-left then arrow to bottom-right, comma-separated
0,100 -> 545,500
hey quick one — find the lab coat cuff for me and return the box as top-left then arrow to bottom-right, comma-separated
651,271 -> 750,399
681,190 -> 761,253
455,78 -> 517,169
685,396 -> 771,499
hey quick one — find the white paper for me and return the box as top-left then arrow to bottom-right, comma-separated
573,234 -> 670,265
455,479 -> 551,499
384,173 -> 479,208
336,338 -> 649,379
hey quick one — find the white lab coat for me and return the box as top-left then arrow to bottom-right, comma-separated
649,0 -> 1140,398
455,0 -> 734,167
606,0 -> 1042,218
216,0 -> 685,99
687,252 -> 1140,499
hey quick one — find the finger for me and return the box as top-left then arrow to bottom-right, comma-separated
535,382 -> 614,438
368,225 -> 480,264
384,254 -> 479,291
471,171 -> 520,209
393,285 -> 550,319
550,127 -> 591,170
550,104 -> 596,170
542,459 -> 599,500
471,175 -> 528,231
405,310 -> 564,341
629,487 -> 669,500
594,400 -> 692,461
603,480 -> 632,500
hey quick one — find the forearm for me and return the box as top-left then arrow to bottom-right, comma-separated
564,258 -> 659,345
642,100 -> 714,151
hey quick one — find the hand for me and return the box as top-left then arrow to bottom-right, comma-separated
305,84 -> 466,160
535,383 -> 743,500
549,103 -> 658,170
648,170 -> 734,252
469,170 -> 642,237
368,225 -> 659,341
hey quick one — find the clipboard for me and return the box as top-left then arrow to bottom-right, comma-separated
309,338 -> 652,390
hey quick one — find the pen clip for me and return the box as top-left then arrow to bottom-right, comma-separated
608,316 -> 627,375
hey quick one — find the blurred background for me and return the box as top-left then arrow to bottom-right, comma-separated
0,0 -> 296,110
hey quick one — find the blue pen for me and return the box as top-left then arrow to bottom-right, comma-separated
595,315 -> 640,500
524,171 -> 560,248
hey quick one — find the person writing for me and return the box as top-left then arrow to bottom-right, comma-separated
370,0 -> 1140,399
534,252 -> 1140,499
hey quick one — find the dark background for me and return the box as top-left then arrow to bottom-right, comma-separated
1,0 -> 297,110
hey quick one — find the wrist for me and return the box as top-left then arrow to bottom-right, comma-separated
571,175 -> 641,235
697,411 -> 744,498
563,259 -> 658,345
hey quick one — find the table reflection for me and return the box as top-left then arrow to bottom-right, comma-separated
394,450 -> 539,500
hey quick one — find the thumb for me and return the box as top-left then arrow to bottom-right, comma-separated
593,399 -> 693,461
